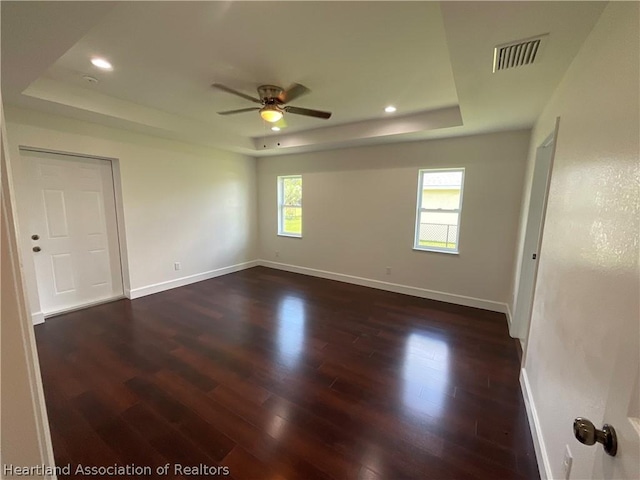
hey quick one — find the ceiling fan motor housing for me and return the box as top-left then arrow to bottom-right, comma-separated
258,85 -> 284,103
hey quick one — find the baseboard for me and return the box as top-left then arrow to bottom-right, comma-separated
43,296 -> 126,319
520,368 -> 552,480
507,303 -> 522,339
129,260 -> 259,299
32,311 -> 45,325
39,260 -> 509,318
258,260 -> 509,314
506,303 -> 513,327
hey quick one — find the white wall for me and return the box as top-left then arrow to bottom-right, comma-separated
257,130 -> 529,311
6,107 -> 257,319
520,2 -> 639,479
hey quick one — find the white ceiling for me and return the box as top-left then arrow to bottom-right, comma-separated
2,1 -> 606,156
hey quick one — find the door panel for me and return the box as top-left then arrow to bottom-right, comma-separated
23,150 -> 123,315
51,254 -> 75,293
43,190 -> 69,237
88,249 -> 109,287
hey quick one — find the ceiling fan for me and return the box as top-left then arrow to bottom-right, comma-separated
212,83 -> 332,123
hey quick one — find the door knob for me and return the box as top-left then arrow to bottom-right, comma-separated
32,246 -> 41,252
573,417 -> 617,456
31,234 -> 40,241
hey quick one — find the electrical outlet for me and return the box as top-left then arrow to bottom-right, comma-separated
562,444 -> 573,479
275,251 -> 280,258
386,267 -> 391,275
174,262 -> 181,271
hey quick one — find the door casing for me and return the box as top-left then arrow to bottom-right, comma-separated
512,119 -> 559,342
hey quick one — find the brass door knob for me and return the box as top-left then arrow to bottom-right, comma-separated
573,417 -> 617,456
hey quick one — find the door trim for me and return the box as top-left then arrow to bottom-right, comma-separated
18,146 -> 130,323
2,101 -> 57,475
19,146 -> 119,162
517,117 -> 560,354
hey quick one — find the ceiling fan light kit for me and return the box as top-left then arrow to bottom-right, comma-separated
213,83 -> 332,124
260,105 -> 284,123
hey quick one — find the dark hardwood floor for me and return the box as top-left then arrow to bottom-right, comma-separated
35,267 -> 539,479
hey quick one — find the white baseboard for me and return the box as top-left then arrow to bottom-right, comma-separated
258,260 -> 509,314
128,260 -> 259,299
43,296 -> 127,319
520,368 -> 552,480
506,303 -> 513,327
32,311 -> 45,325
39,260 -> 510,320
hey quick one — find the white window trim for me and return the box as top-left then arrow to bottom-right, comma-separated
413,167 -> 465,254
277,174 -> 302,238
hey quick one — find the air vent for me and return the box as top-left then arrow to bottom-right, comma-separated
493,34 -> 548,72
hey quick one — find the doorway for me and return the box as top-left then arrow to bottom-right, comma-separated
20,149 -> 124,318
511,121 -> 559,340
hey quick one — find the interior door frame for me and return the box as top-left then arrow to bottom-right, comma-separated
17,146 -> 131,323
513,118 -> 560,346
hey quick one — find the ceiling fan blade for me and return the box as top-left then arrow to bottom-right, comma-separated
278,83 -> 310,104
284,106 -> 332,119
212,83 -> 261,104
217,107 -> 261,115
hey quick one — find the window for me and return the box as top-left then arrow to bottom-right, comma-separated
278,175 -> 302,237
414,168 -> 464,253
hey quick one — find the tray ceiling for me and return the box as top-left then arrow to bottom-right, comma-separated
2,1 -> 606,155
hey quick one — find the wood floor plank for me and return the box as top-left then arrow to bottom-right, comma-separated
222,445 -> 287,480
35,266 -> 539,479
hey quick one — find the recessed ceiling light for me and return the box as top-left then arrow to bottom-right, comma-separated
91,57 -> 112,70
271,126 -> 281,132
385,106 -> 397,113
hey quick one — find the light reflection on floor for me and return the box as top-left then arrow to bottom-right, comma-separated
401,331 -> 450,419
266,397 -> 289,440
359,443 -> 384,476
276,295 -> 306,369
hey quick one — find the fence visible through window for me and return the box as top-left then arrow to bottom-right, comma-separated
418,222 -> 458,249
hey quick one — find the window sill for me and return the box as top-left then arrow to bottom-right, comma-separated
278,233 -> 302,238
413,247 -> 459,255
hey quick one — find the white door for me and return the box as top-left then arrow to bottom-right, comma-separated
593,338 -> 640,479
22,149 -> 123,316
576,161 -> 639,480
511,125 -> 557,339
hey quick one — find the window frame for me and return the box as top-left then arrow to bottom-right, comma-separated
413,168 -> 465,254
277,174 -> 303,238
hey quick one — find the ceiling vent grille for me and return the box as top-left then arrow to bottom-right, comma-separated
493,34 -> 548,72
